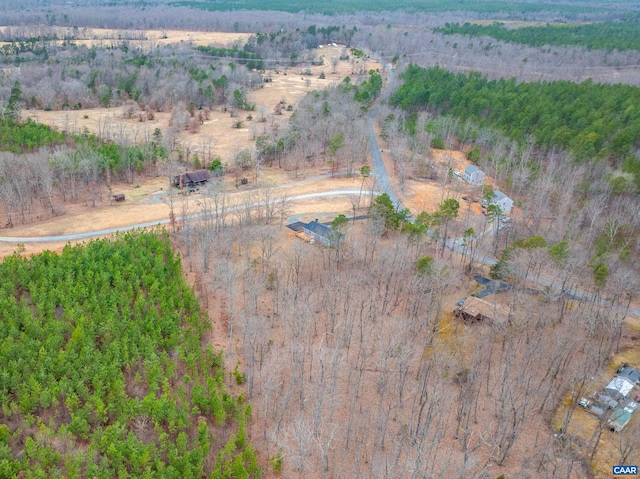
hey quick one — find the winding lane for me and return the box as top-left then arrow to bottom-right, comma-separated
365,57 -> 640,317
0,189 -> 378,243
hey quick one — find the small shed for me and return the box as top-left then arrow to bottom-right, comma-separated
609,408 -> 633,432
454,296 -> 511,326
608,401 -> 639,432
463,165 -> 485,185
491,190 -> 513,214
174,169 -> 211,188
302,220 -> 344,247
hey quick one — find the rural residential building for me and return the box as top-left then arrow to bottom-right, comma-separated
463,165 -> 485,185
490,190 -> 514,214
617,366 -> 640,385
605,376 -> 635,400
454,296 -> 511,326
303,220 -> 344,247
584,365 -> 640,431
174,169 -> 211,188
609,402 -> 639,432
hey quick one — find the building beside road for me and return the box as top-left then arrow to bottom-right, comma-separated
454,296 -> 511,326
302,220 -> 344,247
173,169 -> 211,189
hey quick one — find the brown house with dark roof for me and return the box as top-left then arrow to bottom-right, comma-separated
173,169 -> 211,188
454,296 -> 511,326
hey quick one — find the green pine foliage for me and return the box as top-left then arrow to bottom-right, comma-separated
339,70 -> 383,108
390,65 -> 640,161
353,70 -> 383,107
196,46 -> 264,71
0,118 -> 67,153
435,21 -> 640,52
170,0 -> 607,15
369,193 -> 411,231
0,118 -> 167,179
0,231 -> 260,479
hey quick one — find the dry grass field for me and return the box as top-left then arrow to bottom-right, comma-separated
4,35 -> 488,257
0,27 -> 251,48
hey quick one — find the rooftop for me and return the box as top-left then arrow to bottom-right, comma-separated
183,169 -> 210,183
304,220 -> 332,237
458,296 -> 511,324
493,190 -> 509,201
618,366 -> 640,384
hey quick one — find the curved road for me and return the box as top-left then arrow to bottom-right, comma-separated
0,189 -> 377,243
143,170 -> 358,205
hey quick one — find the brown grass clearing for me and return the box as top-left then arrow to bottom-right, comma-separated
0,26 -> 252,49
0,169 -> 370,259
2,27 -> 636,479
27,44 -> 375,166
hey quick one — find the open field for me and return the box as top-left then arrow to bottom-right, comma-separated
0,27 -> 251,49
1,41 -> 439,257
24,43 -> 376,165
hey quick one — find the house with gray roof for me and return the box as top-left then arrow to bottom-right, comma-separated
303,220 -> 344,247
490,190 -> 513,214
463,165 -> 485,185
618,366 -> 640,385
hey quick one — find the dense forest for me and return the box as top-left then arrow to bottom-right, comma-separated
435,20 -> 640,52
0,118 -> 67,153
0,231 -> 259,478
170,0 -> 631,15
0,116 -> 169,225
390,65 -> 640,165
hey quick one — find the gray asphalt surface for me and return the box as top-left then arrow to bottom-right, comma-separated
0,189 -> 377,243
366,54 -> 411,217
143,170 -> 357,205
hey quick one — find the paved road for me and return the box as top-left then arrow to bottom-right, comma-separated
4,54 -> 636,318
0,189 -> 377,244
366,53 -> 411,217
